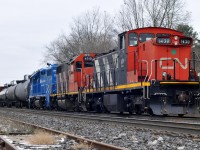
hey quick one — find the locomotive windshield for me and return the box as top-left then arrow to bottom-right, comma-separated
156,33 -> 171,37
140,33 -> 155,42
84,61 -> 93,68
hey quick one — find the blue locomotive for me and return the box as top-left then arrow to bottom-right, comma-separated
28,64 -> 57,109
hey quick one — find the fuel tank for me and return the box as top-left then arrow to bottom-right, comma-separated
57,97 -> 74,110
15,80 -> 30,102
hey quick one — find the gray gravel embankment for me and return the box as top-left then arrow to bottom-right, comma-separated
0,109 -> 200,150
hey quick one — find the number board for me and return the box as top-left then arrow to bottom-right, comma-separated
84,56 -> 93,61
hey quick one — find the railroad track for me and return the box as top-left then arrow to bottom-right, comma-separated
1,107 -> 199,122
0,116 -> 124,150
1,108 -> 200,136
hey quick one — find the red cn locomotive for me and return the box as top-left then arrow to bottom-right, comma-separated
53,27 -> 200,116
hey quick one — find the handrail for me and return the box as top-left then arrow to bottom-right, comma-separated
140,60 -> 148,82
148,60 -> 156,82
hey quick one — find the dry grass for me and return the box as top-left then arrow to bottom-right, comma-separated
71,141 -> 93,150
58,134 -> 66,138
27,129 -> 56,145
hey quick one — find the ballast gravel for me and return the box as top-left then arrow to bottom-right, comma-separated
0,109 -> 200,150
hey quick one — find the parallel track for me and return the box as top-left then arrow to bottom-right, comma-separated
1,116 -> 124,150
1,108 -> 200,136
0,136 -> 18,150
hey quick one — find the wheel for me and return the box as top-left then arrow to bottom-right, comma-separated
148,107 -> 154,116
135,105 -> 142,115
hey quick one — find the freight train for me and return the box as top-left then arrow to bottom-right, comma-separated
1,27 -> 200,117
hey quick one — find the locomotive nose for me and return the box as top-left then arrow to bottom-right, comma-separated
178,91 -> 189,103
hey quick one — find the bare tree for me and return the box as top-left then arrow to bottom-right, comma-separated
44,8 -> 117,64
43,35 -> 77,64
117,0 -> 145,31
116,0 -> 190,31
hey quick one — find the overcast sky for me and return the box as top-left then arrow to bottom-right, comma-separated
0,0 -> 199,85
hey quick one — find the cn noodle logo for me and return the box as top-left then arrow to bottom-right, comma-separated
159,58 -> 188,69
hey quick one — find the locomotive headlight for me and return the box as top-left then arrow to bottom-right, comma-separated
180,38 -> 191,45
174,36 -> 178,40
156,37 -> 171,44
162,71 -> 167,80
162,71 -> 167,77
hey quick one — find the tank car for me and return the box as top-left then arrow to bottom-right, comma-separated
29,64 -> 57,109
0,86 -> 3,92
0,86 -> 7,107
5,82 -> 17,107
0,76 -> 30,108
14,76 -> 30,107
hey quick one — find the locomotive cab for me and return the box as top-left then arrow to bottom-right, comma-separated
68,53 -> 96,92
125,28 -> 200,116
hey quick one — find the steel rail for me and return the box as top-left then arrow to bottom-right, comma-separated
2,107 -> 199,121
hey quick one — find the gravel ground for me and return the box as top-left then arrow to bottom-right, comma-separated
0,109 -> 200,150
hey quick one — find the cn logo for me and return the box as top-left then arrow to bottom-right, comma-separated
159,58 -> 188,69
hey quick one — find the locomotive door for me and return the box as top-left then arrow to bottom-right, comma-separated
167,48 -> 180,80
118,33 -> 127,85
118,49 -> 127,85
75,61 -> 83,88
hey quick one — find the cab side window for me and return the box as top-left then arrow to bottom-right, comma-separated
40,70 -> 46,75
119,35 -> 125,50
47,69 -> 51,76
129,33 -> 138,46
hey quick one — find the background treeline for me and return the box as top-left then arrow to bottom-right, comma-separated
43,0 -> 200,64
